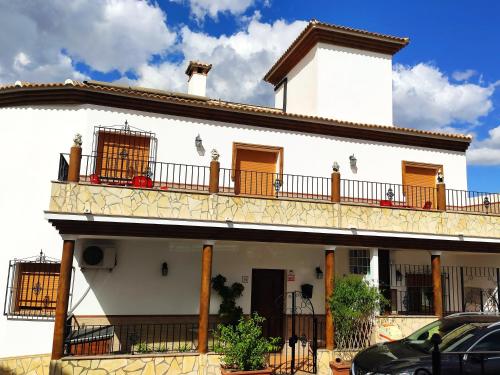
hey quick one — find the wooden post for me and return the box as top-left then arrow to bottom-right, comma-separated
325,247 -> 336,350
437,183 -> 446,211
431,252 -> 443,317
331,172 -> 340,203
209,160 -> 220,194
198,241 -> 214,353
51,240 -> 75,360
68,145 -> 82,183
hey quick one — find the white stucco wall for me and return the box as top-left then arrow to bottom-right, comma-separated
0,104 -> 469,357
281,45 -> 318,116
277,43 -> 393,126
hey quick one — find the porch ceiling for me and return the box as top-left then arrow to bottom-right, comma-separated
47,218 -> 500,253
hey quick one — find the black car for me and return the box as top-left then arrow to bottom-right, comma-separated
351,312 -> 500,375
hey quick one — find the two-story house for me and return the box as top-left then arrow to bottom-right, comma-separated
0,20 -> 499,375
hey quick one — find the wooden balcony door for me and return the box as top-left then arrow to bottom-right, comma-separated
96,131 -> 151,181
233,143 -> 283,196
402,161 -> 442,209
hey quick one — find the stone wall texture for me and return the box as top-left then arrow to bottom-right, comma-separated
49,182 -> 500,238
0,354 -> 50,375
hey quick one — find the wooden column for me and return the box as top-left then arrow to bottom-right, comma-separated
51,240 -> 75,360
198,241 -> 214,353
325,247 -> 336,350
431,252 -> 443,317
209,160 -> 220,194
331,172 -> 340,203
68,145 -> 82,183
437,183 -> 446,211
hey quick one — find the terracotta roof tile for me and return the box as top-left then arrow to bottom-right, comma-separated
0,80 -> 471,142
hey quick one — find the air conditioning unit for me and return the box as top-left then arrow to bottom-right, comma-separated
79,245 -> 116,270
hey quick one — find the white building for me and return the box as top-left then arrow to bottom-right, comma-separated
0,20 -> 499,375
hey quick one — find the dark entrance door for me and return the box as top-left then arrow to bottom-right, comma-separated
378,250 -> 392,312
251,269 -> 285,339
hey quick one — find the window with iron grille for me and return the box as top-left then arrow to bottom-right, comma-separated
3,252 -> 72,320
91,122 -> 158,183
349,249 -> 370,275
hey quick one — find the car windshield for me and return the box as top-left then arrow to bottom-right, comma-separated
404,319 -> 483,353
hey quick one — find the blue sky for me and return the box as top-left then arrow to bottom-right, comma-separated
1,0 -> 499,191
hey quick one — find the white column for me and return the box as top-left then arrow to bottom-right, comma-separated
369,248 -> 379,288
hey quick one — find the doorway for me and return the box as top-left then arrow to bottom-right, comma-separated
251,269 -> 285,338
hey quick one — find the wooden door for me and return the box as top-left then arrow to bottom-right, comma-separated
251,269 -> 285,339
378,250 -> 392,313
403,162 -> 440,209
234,149 -> 278,196
96,131 -> 151,181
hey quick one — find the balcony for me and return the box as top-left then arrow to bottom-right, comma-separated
49,153 -> 500,242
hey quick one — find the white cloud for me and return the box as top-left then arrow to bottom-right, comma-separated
174,0 -> 257,21
468,126 -> 500,165
452,69 -> 477,82
132,16 -> 307,105
393,63 -> 496,132
0,0 -> 176,83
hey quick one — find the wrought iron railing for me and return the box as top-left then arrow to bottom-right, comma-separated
219,168 -> 331,200
446,189 -> 500,214
387,264 -> 500,316
65,321 -> 219,356
341,179 -> 438,210
57,153 -> 499,214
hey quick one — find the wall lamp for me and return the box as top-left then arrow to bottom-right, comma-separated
195,134 -> 203,149
315,266 -> 323,280
162,262 -> 169,276
349,154 -> 357,168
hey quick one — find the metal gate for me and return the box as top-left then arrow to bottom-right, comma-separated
268,291 -> 318,375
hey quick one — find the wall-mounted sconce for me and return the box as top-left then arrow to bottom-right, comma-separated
162,262 -> 169,276
315,266 -> 323,279
332,161 -> 340,173
386,187 -> 395,201
274,178 -> 282,198
195,134 -> 203,148
349,154 -> 357,168
195,134 -> 205,156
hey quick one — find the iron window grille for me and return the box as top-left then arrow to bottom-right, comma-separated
3,251 -> 74,321
91,122 -> 158,183
349,249 -> 370,275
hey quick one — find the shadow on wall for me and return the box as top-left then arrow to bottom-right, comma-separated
0,365 -> 16,375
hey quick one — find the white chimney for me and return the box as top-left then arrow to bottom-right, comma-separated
185,61 -> 212,97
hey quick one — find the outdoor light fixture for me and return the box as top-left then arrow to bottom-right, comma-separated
386,187 -> 395,201
123,120 -> 130,131
195,134 -> 203,148
349,154 -> 357,168
162,262 -> 169,276
484,197 -> 491,211
315,266 -> 323,280
274,177 -> 282,198
300,335 -> 308,348
119,148 -> 128,160
332,161 -> 340,172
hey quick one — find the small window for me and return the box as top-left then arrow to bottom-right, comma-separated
349,249 -> 370,275
4,252 -> 69,320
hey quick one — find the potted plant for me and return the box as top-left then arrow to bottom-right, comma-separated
328,275 -> 387,375
214,313 -> 280,375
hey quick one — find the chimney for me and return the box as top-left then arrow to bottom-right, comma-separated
185,61 -> 212,97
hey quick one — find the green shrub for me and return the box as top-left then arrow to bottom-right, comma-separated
212,274 -> 244,325
214,313 -> 280,371
328,274 -> 388,348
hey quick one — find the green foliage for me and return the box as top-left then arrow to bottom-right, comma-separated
214,313 -> 281,371
328,274 -> 388,346
212,274 -> 244,325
